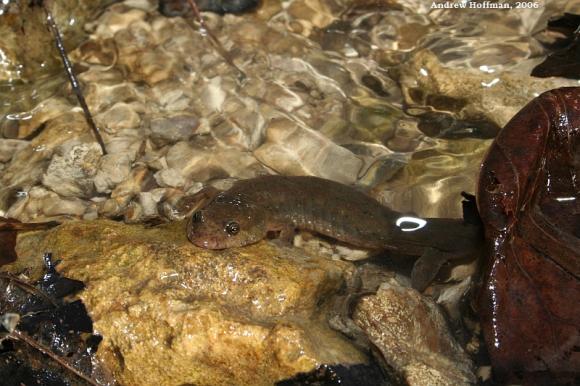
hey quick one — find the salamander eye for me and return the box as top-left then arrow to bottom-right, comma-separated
225,220 -> 240,235
192,211 -> 203,223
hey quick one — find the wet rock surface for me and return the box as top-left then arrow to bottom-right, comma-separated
353,280 -> 475,386
10,220 -> 369,386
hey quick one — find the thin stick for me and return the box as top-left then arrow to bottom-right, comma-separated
186,0 -> 247,81
0,220 -> 60,232
43,8 -> 108,155
9,329 -> 100,386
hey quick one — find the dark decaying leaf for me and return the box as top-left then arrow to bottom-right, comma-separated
532,13 -> 580,80
0,217 -> 60,267
276,361 -> 394,386
477,87 -> 580,385
0,253 -> 111,386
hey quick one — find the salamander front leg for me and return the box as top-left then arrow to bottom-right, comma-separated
267,223 -> 296,247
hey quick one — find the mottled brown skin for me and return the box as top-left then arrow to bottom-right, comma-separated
187,175 -> 482,290
477,87 -> 580,384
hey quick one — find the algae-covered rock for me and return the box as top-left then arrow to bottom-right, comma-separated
11,220 -> 366,386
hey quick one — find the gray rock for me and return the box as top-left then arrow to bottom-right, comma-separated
93,153 -> 133,193
96,102 -> 142,133
111,166 -> 156,202
154,168 -> 186,188
5,186 -> 87,221
41,141 -> 102,198
166,141 -> 267,182
149,114 -> 199,145
354,280 -> 476,386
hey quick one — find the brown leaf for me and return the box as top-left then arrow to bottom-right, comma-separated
477,87 -> 580,384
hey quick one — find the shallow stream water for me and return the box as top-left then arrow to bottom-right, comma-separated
1,0 -> 576,222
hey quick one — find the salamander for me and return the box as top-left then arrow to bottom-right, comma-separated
186,175 -> 482,290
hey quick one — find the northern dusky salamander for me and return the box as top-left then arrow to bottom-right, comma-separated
186,175 -> 482,290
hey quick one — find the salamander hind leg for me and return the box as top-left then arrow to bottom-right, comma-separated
410,248 -> 451,292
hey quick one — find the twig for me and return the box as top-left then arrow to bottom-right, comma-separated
43,7 -> 108,155
0,220 -> 60,232
9,329 -> 100,386
186,0 -> 247,81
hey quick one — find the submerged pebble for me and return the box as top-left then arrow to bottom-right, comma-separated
154,167 -> 186,188
6,186 -> 87,221
254,118 -> 363,185
93,153 -> 133,193
149,113 -> 199,145
42,141 -> 102,199
167,141 -> 267,182
0,139 -> 29,163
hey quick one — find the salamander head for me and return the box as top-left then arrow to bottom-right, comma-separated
186,192 -> 268,249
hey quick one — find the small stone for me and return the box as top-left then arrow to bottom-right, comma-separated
433,277 -> 474,323
11,97 -> 73,139
104,131 -> 144,159
85,81 -> 143,114
200,76 -> 227,112
154,168 -> 186,188
150,80 -> 193,111
96,102 -> 142,133
124,201 -> 144,223
149,114 -> 199,145
138,190 -> 163,217
166,141 -> 267,182
254,118 -> 363,185
83,203 -> 99,220
41,195 -> 87,218
212,96 -> 266,150
263,82 -> 304,112
158,188 -> 186,220
286,0 -> 337,31
93,153 -> 133,193
90,7 -> 148,38
97,197 -> 126,218
111,166 -> 156,202
42,141 -> 102,198
0,139 -> 29,163
5,186 -> 87,221
400,50 -> 579,128
136,48 -> 176,85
